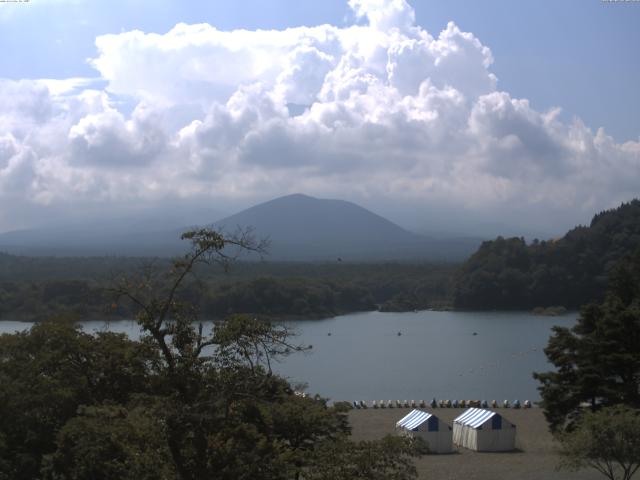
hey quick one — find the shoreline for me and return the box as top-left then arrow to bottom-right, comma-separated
0,306 -> 578,324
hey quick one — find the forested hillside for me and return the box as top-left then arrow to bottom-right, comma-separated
0,255 -> 455,321
453,200 -> 640,309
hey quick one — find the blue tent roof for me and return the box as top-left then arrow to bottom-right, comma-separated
454,408 -> 498,429
396,409 -> 433,430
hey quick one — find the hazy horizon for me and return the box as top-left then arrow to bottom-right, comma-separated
0,190 -> 602,241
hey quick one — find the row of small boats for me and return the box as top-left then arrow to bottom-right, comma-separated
352,398 -> 532,409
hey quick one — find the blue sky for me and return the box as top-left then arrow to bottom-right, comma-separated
0,0 -> 638,235
3,0 -> 638,141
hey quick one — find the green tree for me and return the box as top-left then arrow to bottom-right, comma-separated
0,321 -> 157,480
42,404 -> 175,480
106,228 -> 426,479
454,200 -> 640,310
307,435 -> 428,480
107,229 -> 323,479
534,249 -> 640,432
558,406 -> 640,480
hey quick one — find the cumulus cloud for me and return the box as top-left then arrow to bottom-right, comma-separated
349,0 -> 416,32
0,0 -> 638,234
69,101 -> 168,167
0,80 -> 54,134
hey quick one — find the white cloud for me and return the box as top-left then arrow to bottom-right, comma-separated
348,0 -> 416,33
0,80 -> 53,131
68,100 -> 168,167
0,0 -> 638,234
0,134 -> 38,196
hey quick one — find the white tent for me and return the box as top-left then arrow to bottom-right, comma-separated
396,409 -> 453,453
453,408 -> 516,452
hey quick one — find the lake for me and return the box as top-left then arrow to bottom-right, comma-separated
0,310 -> 577,403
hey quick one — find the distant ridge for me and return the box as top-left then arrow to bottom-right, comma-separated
214,194 -> 479,261
0,194 -> 481,260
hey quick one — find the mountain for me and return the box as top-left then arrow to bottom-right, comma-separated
452,199 -> 640,309
0,194 -> 481,260
214,194 -> 480,261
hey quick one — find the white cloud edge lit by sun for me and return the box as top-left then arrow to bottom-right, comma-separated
0,0 -> 638,232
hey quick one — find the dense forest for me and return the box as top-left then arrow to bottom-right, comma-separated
453,200 -> 640,310
0,255 -> 455,321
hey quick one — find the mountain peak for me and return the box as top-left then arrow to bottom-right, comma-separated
279,193 -> 315,200
215,194 -> 426,260
0,194 -> 480,260
264,193 -> 318,205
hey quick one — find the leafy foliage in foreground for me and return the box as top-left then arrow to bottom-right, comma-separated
0,229 -> 426,480
0,322 -> 158,480
453,200 -> 640,310
558,406 -> 640,480
308,435 -> 428,480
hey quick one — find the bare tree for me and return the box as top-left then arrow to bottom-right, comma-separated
111,227 -> 270,371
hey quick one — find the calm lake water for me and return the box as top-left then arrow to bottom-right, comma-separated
0,310 -> 577,403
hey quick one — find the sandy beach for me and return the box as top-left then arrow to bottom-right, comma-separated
348,407 -> 601,480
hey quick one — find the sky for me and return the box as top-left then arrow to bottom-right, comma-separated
0,0 -> 639,237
